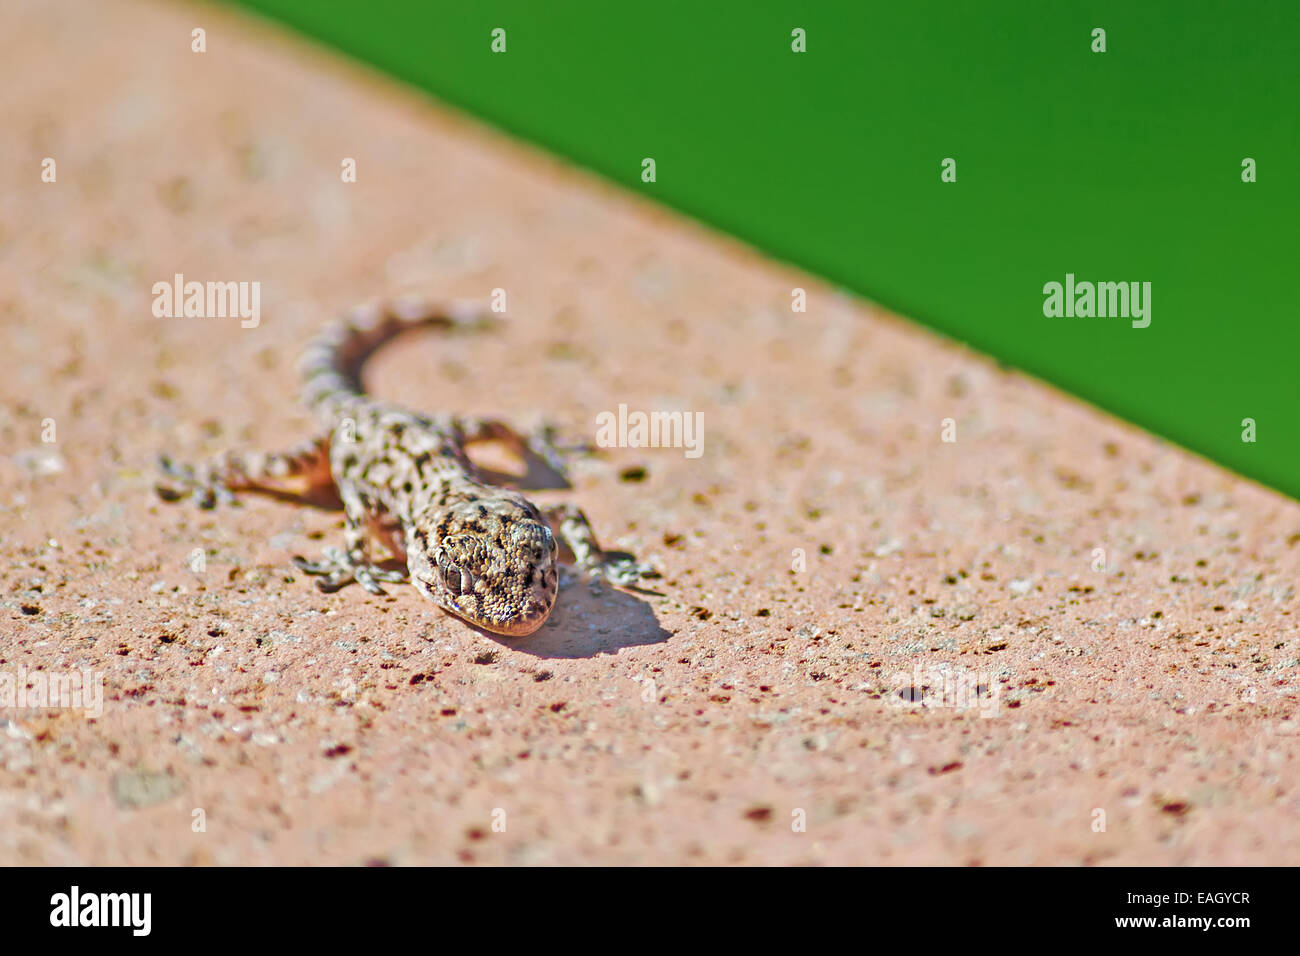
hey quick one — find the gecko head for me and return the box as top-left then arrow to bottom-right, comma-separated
408,496 -> 559,637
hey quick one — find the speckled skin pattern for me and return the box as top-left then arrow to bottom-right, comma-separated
158,299 -> 652,636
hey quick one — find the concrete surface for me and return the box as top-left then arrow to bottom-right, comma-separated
0,0 -> 1296,864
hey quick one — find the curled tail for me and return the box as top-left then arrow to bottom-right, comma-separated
298,298 -> 489,425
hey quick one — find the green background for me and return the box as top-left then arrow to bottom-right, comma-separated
232,0 -> 1300,499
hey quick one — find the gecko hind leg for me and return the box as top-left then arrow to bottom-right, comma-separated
455,417 -> 593,487
156,435 -> 333,509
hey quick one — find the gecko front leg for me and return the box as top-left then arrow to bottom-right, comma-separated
291,485 -> 406,595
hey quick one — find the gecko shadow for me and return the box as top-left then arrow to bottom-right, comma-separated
470,581 -> 671,659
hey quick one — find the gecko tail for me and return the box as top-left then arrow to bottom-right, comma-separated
298,297 -> 496,424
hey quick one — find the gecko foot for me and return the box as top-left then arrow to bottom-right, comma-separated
292,548 -> 407,595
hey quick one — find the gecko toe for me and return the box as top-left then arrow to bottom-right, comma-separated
600,551 -> 658,585
353,566 -> 388,594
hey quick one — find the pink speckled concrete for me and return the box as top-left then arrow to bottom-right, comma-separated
0,0 -> 1296,865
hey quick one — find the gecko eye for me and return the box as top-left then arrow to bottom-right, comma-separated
435,548 -> 474,596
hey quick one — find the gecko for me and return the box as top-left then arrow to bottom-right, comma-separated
156,297 -> 656,637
